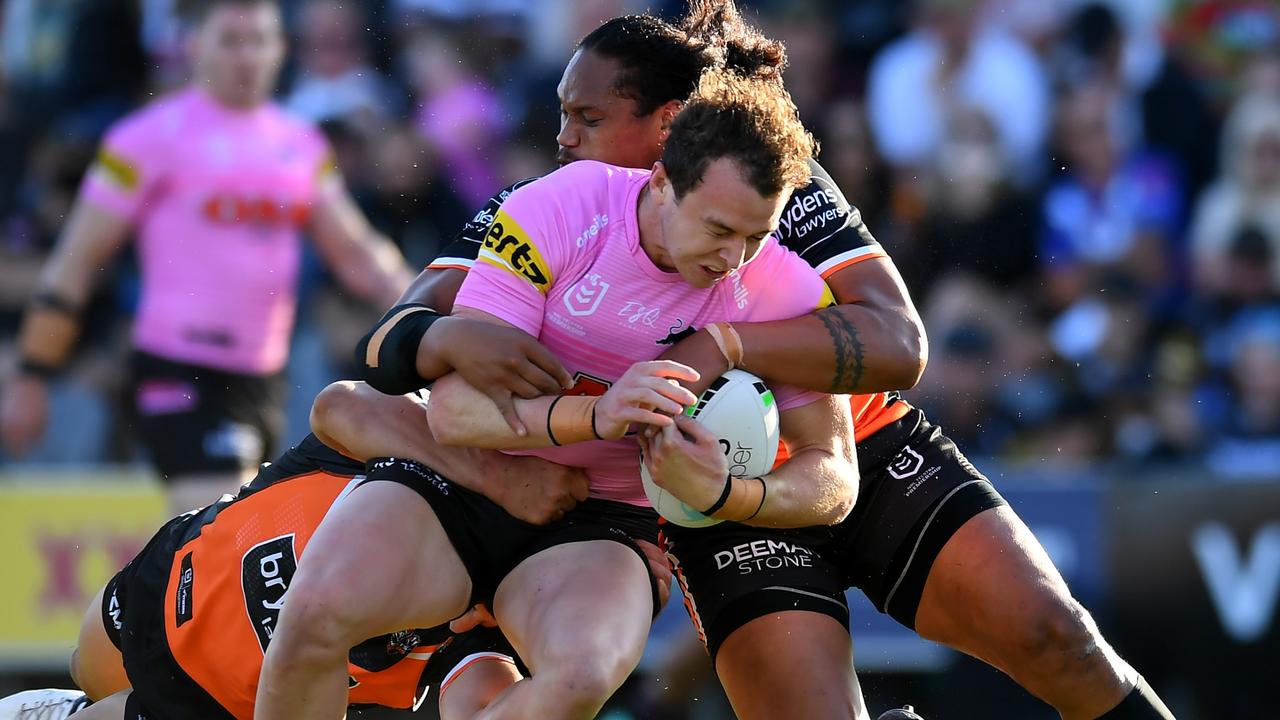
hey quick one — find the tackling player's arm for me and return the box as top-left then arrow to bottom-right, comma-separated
736,258 -> 926,394
0,200 -> 132,456
311,384 -> 589,524
426,310 -> 699,448
660,167 -> 927,396
641,394 -> 857,527
307,175 -> 415,309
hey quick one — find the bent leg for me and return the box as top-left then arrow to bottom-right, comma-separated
256,479 -> 472,720
70,587 -> 129,701
479,541 -> 654,720
915,505 -> 1136,719
717,611 -> 868,720
439,657 -> 523,720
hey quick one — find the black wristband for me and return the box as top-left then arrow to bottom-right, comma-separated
745,477 -> 767,521
590,402 -> 603,440
31,291 -> 80,315
18,358 -> 59,379
702,475 -> 734,517
546,395 -> 565,446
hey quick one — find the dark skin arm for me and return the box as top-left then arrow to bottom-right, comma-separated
659,257 -> 928,396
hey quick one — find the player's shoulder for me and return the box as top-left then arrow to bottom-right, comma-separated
517,160 -> 628,192
263,101 -> 326,140
103,88 -> 198,147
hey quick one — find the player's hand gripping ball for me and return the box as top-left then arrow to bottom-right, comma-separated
641,369 -> 779,527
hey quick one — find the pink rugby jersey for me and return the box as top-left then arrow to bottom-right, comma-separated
82,87 -> 338,375
454,160 -> 835,506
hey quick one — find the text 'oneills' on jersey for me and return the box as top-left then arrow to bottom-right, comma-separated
478,209 -> 554,292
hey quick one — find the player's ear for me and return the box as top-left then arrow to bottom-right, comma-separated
658,100 -> 682,141
650,161 -> 671,203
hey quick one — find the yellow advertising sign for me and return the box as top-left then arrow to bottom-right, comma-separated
0,473 -> 166,668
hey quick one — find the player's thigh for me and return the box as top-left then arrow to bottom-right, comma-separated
914,504 -> 1081,662
717,611 -> 865,720
493,540 -> 653,678
71,586 -> 130,701
285,479 -> 473,639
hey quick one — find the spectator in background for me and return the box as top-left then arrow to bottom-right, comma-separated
1055,2 -> 1219,196
405,27 -> 510,206
1040,82 -> 1184,418
866,0 -> 1050,190
360,126 -> 470,270
814,98 -> 892,243
284,0 -> 403,127
1203,310 -> 1280,479
908,105 -> 1039,300
1040,82 -> 1183,316
1191,95 -> 1280,301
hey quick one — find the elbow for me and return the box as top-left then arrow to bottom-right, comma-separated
422,377 -> 468,446
822,478 -> 858,526
821,441 -> 860,525
885,319 -> 928,390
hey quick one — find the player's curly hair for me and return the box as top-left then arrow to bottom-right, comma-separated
577,1 -> 787,117
662,70 -> 816,200
679,0 -> 787,84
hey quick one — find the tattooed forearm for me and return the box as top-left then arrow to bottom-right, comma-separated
817,308 -> 865,393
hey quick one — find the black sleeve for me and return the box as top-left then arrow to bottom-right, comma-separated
426,176 -> 543,269
775,159 -> 887,276
353,303 -> 444,395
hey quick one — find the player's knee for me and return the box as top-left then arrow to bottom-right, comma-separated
1013,594 -> 1101,670
537,657 -> 627,718
275,565 -> 369,656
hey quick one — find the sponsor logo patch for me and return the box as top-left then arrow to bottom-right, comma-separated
563,273 -> 609,316
888,446 -> 924,480
241,535 -> 298,653
175,552 -> 195,627
479,209 -> 553,292
95,148 -> 139,190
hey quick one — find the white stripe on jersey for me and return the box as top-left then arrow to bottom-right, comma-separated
814,245 -> 884,277
427,256 -> 476,269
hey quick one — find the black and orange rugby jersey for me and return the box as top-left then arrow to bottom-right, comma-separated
159,436 -> 441,719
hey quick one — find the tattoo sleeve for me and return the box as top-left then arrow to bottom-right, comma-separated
817,307 -> 866,393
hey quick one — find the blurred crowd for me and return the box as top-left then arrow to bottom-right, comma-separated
1,0 -> 1279,479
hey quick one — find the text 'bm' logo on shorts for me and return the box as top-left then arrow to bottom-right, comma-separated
241,534 -> 298,653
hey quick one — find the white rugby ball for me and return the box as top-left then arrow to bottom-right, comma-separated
641,369 -> 780,527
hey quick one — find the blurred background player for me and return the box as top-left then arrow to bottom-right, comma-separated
0,0 -> 412,514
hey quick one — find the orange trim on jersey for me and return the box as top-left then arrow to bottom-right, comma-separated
770,393 -> 913,470
819,251 -> 888,280
851,393 -> 912,440
426,263 -> 472,272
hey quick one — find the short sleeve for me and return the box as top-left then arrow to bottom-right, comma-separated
453,176 -> 575,337
80,113 -> 165,221
776,160 -> 887,279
